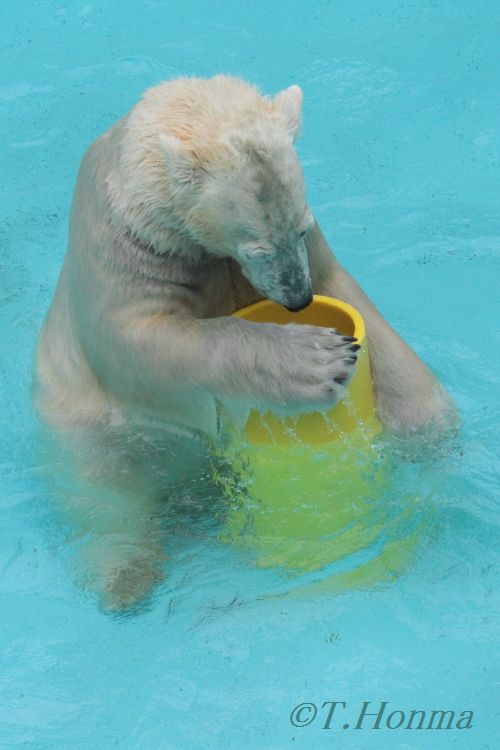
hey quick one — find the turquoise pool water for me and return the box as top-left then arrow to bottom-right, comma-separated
1,1 -> 499,748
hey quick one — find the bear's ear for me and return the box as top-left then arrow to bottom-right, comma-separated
274,85 -> 303,140
158,134 -> 195,183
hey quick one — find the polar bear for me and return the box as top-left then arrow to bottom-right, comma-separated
34,76 -> 454,610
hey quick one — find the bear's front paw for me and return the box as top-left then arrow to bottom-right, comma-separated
375,379 -> 458,436
262,324 -> 359,413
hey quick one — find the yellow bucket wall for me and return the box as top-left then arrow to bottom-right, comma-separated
217,296 -> 417,587
233,295 -> 380,444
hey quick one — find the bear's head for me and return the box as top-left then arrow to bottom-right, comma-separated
158,82 -> 315,312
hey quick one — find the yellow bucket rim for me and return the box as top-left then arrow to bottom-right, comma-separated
233,294 -> 367,343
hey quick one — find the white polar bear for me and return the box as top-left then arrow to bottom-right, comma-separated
34,76 -> 454,610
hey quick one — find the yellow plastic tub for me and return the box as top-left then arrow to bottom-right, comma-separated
233,295 -> 380,444
218,296 -> 416,590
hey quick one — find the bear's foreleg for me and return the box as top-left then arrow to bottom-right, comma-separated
92,312 -> 359,421
306,222 -> 456,433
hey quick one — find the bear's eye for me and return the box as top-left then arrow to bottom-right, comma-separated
237,242 -> 273,262
248,246 -> 272,259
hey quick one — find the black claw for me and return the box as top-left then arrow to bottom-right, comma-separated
334,374 -> 348,385
348,344 -> 361,352
342,336 -> 357,342
344,356 -> 357,364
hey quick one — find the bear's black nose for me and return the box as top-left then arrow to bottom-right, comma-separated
285,294 -> 313,313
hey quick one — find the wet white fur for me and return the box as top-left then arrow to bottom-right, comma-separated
34,76 -> 455,609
